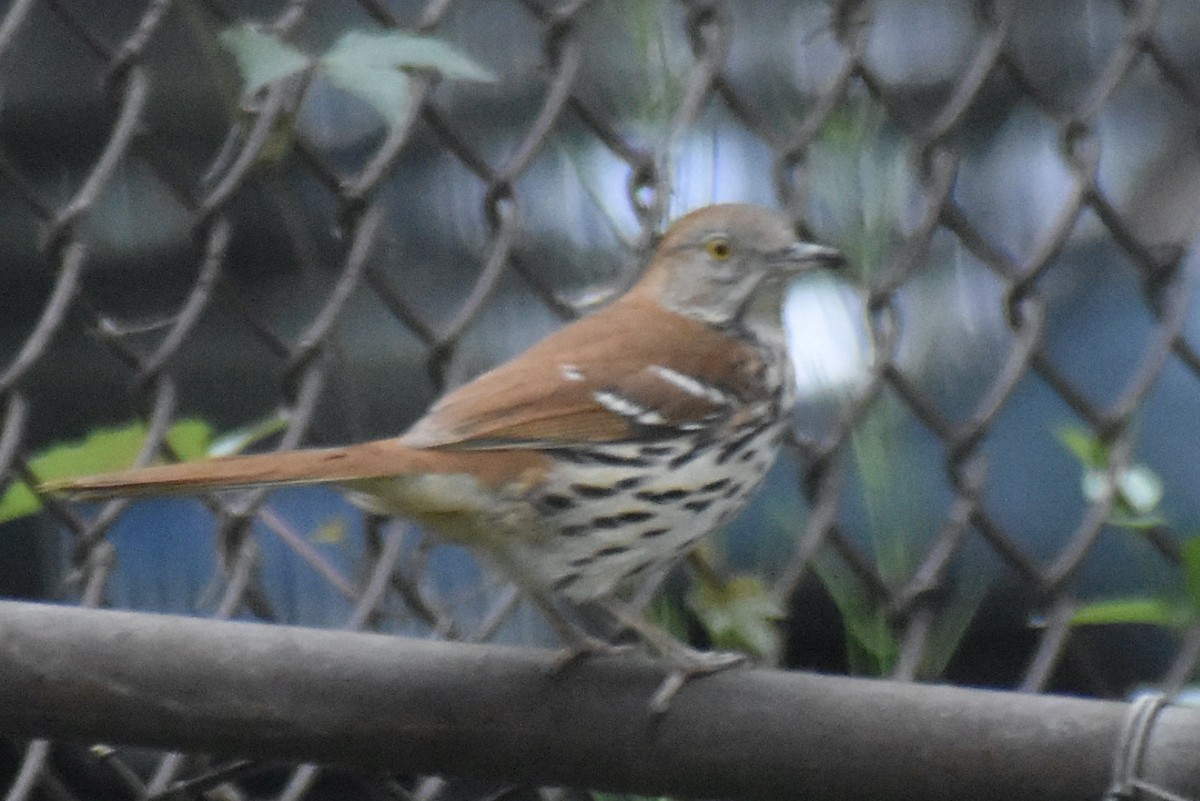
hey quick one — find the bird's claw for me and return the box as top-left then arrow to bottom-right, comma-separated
650,649 -> 748,713
550,636 -> 633,673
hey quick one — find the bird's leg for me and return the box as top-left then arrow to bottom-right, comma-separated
598,598 -> 747,712
522,589 -> 631,671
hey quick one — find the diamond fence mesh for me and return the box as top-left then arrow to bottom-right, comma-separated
3,0 -> 1200,798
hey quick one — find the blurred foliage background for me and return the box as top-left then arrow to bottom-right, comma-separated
3,0 -> 1200,797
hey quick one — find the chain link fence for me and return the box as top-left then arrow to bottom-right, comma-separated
3,0 -> 1200,798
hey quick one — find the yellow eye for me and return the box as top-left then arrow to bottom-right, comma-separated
705,237 -> 732,260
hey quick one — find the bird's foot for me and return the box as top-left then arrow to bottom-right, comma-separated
650,646 -> 747,713
596,598 -> 750,712
550,635 -> 633,673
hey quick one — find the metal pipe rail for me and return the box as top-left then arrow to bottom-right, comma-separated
0,599 -> 1196,801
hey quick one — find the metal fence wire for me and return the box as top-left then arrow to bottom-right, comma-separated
3,0 -> 1200,798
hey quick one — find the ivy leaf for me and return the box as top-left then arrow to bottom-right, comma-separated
322,57 -> 412,127
0,419 -> 214,523
326,30 -> 496,82
321,30 -> 495,125
219,23 -> 311,95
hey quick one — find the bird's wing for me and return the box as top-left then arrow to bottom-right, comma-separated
401,294 -> 771,450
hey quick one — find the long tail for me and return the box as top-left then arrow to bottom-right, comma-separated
39,440 -> 425,501
40,439 -> 548,502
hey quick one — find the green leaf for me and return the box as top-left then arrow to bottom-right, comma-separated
814,550 -> 898,675
321,30 -> 494,125
311,518 -> 348,545
323,58 -> 411,126
919,575 -> 988,679
0,419 -> 214,523
327,30 -> 496,82
688,574 -> 782,662
1181,538 -> 1200,611
2,488 -> 38,523
166,419 -> 216,461
1107,510 -> 1167,530
1070,598 -> 1185,628
219,23 -> 311,95
207,411 -> 289,457
647,594 -> 690,640
1056,426 -> 1108,469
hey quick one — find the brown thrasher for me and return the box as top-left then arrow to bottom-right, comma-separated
44,203 -> 843,707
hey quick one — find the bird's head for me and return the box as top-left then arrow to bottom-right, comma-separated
636,203 -> 844,326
